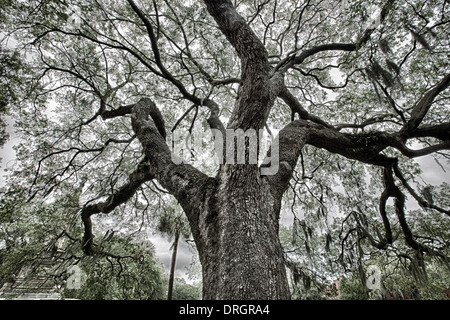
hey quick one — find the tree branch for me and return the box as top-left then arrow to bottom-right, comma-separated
403,73 -> 450,134
389,139 -> 450,158
266,118 -> 397,198
203,0 -> 268,63
265,121 -> 309,198
276,43 -> 356,73
126,0 -> 199,103
100,103 -> 135,120
393,164 -> 450,216
275,0 -> 396,73
83,97 -> 217,254
81,157 -> 155,254
203,0 -> 276,130
409,122 -> 450,141
278,84 -> 334,127
130,97 -> 216,244
335,114 -> 398,131
382,163 -> 430,253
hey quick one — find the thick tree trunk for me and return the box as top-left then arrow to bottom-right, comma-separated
198,165 -> 290,300
127,96 -> 292,299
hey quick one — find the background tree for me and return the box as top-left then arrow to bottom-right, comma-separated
156,203 -> 191,300
0,182 -> 165,300
62,237 -> 165,300
0,0 -> 449,299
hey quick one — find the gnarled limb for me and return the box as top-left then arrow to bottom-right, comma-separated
268,117 -> 449,194
410,122 -> 450,141
381,163 -> 431,253
273,71 -> 450,174
81,157 -> 154,254
272,119 -> 447,253
82,97 -> 215,255
403,73 -> 450,134
204,0 -> 278,130
265,120 -> 309,201
130,97 -> 217,254
266,119 -> 394,199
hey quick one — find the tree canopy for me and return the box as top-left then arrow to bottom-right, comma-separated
0,0 -> 449,299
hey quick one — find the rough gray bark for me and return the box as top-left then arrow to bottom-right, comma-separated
214,165 -> 290,299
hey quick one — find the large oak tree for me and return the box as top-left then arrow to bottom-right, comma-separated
1,0 -> 449,299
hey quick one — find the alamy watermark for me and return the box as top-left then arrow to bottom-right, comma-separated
169,125 -> 280,175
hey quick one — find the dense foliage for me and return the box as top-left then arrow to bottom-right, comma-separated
0,183 -> 166,299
